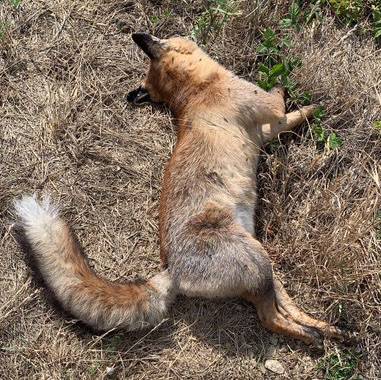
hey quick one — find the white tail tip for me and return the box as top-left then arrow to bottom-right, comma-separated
14,194 -> 59,226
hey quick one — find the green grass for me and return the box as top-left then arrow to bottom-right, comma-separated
255,26 -> 312,106
191,0 -> 240,43
278,1 -> 381,42
373,121 -> 381,131
372,5 -> 381,39
328,0 -> 365,25
150,9 -> 173,27
280,1 -> 302,30
307,0 -> 381,42
312,107 -> 343,150
318,349 -> 362,380
9,0 -> 22,8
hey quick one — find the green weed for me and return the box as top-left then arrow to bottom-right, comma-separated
327,132 -> 343,149
256,30 -> 311,106
312,107 -> 343,150
305,0 -> 327,24
257,63 -> 286,91
10,0 -> 22,8
150,10 -> 173,27
303,1 -> 381,42
372,5 -> 381,40
191,0 -> 240,43
256,28 -> 289,66
280,1 -> 302,30
373,120 -> 381,132
318,349 -> 361,380
328,0 -> 364,25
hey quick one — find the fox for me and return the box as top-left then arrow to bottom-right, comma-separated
14,32 -> 347,345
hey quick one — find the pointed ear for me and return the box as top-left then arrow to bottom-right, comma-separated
132,32 -> 165,59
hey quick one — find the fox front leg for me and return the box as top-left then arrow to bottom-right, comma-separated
260,105 -> 318,143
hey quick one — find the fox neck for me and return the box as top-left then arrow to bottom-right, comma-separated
170,69 -> 232,127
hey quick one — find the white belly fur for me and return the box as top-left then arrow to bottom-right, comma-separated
235,204 -> 255,235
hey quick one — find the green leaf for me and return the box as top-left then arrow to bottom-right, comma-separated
10,0 -> 22,8
257,80 -> 272,91
257,45 -> 269,54
327,132 -> 343,150
269,63 -> 286,78
263,28 -> 276,40
280,18 -> 293,28
313,106 -> 326,121
373,121 -> 381,131
280,36 -> 292,48
300,91 -> 312,105
312,124 -> 327,143
258,64 -> 270,75
290,1 -> 300,18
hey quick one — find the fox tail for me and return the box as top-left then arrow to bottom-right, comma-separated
14,195 -> 174,331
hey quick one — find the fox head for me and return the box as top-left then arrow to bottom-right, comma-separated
127,33 -> 227,115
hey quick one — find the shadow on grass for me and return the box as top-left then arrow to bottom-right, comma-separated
11,221 -> 328,364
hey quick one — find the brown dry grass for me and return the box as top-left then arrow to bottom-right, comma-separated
0,0 -> 380,379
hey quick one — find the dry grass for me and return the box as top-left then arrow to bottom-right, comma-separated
1,0 -> 380,378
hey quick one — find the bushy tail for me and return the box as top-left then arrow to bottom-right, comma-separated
14,195 -> 174,331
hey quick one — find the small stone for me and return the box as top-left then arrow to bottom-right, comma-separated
105,367 -> 116,377
265,359 -> 285,375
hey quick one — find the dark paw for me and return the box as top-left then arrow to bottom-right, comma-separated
126,86 -> 151,105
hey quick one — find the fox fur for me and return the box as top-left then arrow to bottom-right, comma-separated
14,33 -> 346,344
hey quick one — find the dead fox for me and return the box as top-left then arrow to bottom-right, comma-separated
14,33 -> 346,345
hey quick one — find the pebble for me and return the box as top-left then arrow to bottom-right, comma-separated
105,366 -> 116,377
264,359 -> 285,375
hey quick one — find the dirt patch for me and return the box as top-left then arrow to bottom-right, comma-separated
1,1 -> 380,379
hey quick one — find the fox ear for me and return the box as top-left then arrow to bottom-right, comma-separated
132,32 -> 165,59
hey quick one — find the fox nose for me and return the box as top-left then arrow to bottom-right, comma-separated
127,86 -> 152,105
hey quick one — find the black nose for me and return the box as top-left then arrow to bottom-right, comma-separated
127,86 -> 152,105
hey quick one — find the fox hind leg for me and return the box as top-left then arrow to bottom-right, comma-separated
243,290 -> 322,344
273,279 -> 346,340
243,277 -> 346,345
172,205 -> 343,344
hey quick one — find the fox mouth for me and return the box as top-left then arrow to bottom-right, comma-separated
127,86 -> 152,105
